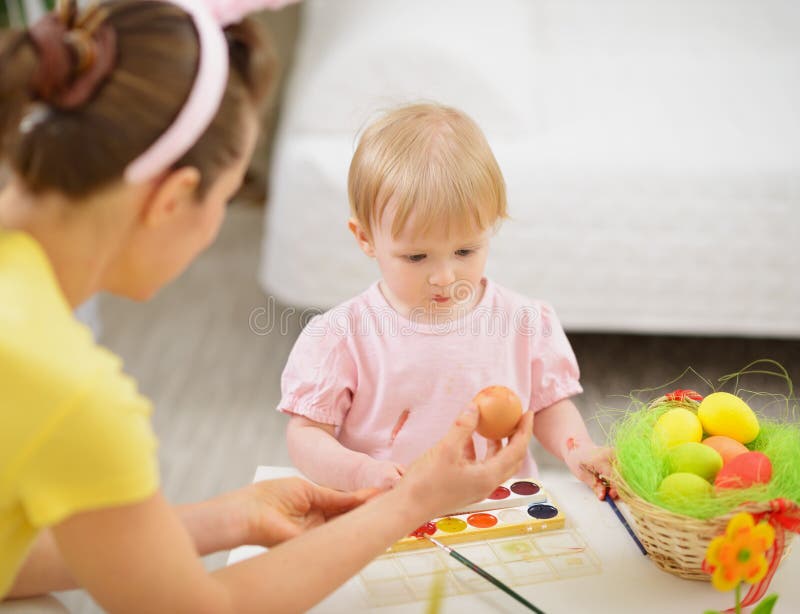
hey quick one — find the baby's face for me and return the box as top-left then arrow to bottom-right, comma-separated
370,211 -> 491,322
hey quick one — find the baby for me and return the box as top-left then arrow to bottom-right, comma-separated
279,103 -> 613,498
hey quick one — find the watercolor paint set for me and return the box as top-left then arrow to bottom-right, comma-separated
359,479 -> 601,606
447,478 -> 547,514
389,479 -> 565,553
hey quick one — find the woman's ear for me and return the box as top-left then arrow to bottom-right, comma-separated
348,217 -> 375,257
141,167 -> 202,228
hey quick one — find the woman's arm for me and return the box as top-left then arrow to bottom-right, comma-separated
10,407 -> 532,612
49,489 -> 413,613
7,478 -> 371,599
5,531 -> 74,598
286,415 -> 404,490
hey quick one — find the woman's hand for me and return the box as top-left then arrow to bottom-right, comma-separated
239,478 -> 378,546
209,478 -> 376,549
398,406 -> 534,520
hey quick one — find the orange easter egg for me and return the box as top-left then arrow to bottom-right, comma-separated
714,451 -> 772,490
472,385 -> 523,440
702,436 -> 749,465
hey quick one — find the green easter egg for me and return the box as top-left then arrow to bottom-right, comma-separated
666,442 -> 723,482
657,472 -> 713,503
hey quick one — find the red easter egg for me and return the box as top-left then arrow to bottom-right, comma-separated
702,436 -> 749,465
713,451 -> 772,490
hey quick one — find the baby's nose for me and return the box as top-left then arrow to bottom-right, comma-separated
428,266 -> 456,287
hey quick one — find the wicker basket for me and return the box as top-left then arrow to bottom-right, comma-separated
613,462 -> 795,581
610,380 -> 800,583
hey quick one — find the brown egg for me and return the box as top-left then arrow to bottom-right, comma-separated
472,385 -> 523,439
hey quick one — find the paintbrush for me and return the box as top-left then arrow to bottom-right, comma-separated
603,493 -> 648,556
580,463 -> 648,556
423,535 -> 546,613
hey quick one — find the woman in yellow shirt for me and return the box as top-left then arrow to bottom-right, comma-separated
0,1 -> 533,611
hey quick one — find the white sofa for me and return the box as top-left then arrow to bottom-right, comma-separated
259,0 -> 800,338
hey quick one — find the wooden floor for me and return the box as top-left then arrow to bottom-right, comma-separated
51,204 -> 797,613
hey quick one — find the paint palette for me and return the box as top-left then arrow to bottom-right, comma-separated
361,528 -> 601,607
445,478 -> 546,515
362,482 -> 601,607
390,480 -> 564,553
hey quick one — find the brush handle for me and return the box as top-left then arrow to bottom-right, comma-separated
448,550 -> 546,614
604,494 -> 648,556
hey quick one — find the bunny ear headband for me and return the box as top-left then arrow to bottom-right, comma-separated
124,0 -> 296,184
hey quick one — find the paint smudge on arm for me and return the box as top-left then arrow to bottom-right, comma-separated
389,408 -> 411,445
566,437 -> 578,452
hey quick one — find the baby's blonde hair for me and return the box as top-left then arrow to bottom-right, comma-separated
348,103 -> 507,239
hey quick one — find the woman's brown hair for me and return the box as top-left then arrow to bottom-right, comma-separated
0,0 -> 276,198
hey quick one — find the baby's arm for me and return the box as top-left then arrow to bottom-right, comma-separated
533,398 -> 616,499
286,415 -> 404,491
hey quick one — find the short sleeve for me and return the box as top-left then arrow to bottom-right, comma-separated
19,371 -> 160,528
277,315 -> 357,426
527,302 -> 583,412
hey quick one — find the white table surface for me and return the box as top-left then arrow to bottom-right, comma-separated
228,466 -> 800,613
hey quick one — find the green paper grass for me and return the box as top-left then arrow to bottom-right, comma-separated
610,360 -> 800,519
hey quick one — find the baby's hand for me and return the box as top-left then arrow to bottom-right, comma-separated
354,458 -> 405,491
564,444 -> 617,500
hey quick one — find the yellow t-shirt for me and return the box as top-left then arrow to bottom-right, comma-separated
0,230 -> 159,598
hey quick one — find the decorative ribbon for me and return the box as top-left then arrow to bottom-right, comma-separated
664,389 -> 703,402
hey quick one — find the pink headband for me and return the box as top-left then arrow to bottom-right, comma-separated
124,0 -> 296,184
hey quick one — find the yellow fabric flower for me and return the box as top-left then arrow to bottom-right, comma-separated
705,512 -> 776,592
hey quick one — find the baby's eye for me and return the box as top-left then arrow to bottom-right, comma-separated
455,249 -> 474,257
406,254 -> 427,263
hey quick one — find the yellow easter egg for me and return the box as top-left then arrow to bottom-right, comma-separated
697,392 -> 760,444
653,408 -> 703,448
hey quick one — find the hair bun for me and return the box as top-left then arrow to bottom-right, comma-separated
28,8 -> 116,110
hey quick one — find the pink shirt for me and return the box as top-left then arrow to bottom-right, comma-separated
278,279 -> 583,477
